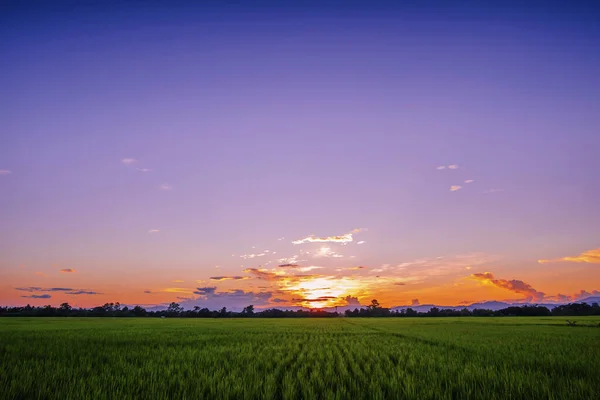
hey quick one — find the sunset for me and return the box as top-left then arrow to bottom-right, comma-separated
1,1 -> 599,398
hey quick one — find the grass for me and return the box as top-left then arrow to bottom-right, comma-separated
1,317 -> 599,399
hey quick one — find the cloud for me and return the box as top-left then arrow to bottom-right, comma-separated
144,290 -> 152,294
65,290 -> 100,295
357,241 -> 365,245
181,288 -> 274,310
16,287 -> 73,292
172,280 -> 184,283
243,268 -> 286,281
35,272 -> 45,276
0,170 -> 12,175
296,266 -> 324,272
209,276 -> 251,281
159,184 -> 172,191
372,253 -> 495,283
277,255 -> 301,264
336,266 -> 366,272
464,180 -> 474,184
148,229 -> 160,233
538,248 -> 600,264
437,165 -> 458,170
240,253 -> 266,259
344,296 -> 361,306
136,168 -> 151,172
21,294 -> 51,299
411,299 -> 420,306
162,288 -> 194,294
450,185 -> 462,192
292,229 -> 363,245
484,188 -> 503,194
292,296 -> 337,303
193,287 -> 217,295
277,263 -> 324,272
471,272 -> 545,302
60,268 -> 75,273
314,247 -> 343,258
121,158 -> 137,165
15,287 -> 100,295
393,282 -> 406,286
545,290 -> 600,303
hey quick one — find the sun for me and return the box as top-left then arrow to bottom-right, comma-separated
286,276 -> 362,308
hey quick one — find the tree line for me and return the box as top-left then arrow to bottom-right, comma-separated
1,299 -> 599,318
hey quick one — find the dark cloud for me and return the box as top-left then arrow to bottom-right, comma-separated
411,299 -> 420,306
344,296 -> 361,306
21,294 -> 51,299
182,288 -> 273,311
278,264 -> 299,268
471,272 -> 545,302
193,287 -> 217,295
65,291 -> 101,295
393,282 -> 406,286
292,296 -> 336,303
271,298 -> 287,303
60,269 -> 75,273
15,287 -> 73,292
143,290 -> 152,294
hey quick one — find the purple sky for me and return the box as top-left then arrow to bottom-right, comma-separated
1,1 -> 599,308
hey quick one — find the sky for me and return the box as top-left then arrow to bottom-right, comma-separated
1,0 -> 599,310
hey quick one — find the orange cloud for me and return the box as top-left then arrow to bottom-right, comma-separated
209,276 -> 251,281
538,248 -> 600,264
60,268 -> 75,273
471,272 -> 545,302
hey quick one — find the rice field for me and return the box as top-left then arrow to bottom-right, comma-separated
1,317 -> 599,399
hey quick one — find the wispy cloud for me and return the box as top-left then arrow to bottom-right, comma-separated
144,290 -> 152,294
159,184 -> 172,191
35,272 -> 45,277
292,229 -> 364,245
21,294 -> 51,299
484,188 -> 503,194
60,268 -> 75,273
471,272 -> 545,302
16,287 -> 71,292
136,168 -> 151,172
357,241 -> 365,245
240,253 -> 266,259
0,169 -> 12,175
209,276 -> 251,281
148,229 -> 160,233
313,247 -> 343,258
464,179 -> 474,184
65,290 -> 101,295
172,280 -> 184,283
437,165 -> 458,170
121,158 -> 137,165
450,185 -> 462,192
538,248 -> 600,264
162,288 -> 194,294
15,287 -> 100,295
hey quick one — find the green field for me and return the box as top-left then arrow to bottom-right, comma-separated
1,317 -> 599,399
